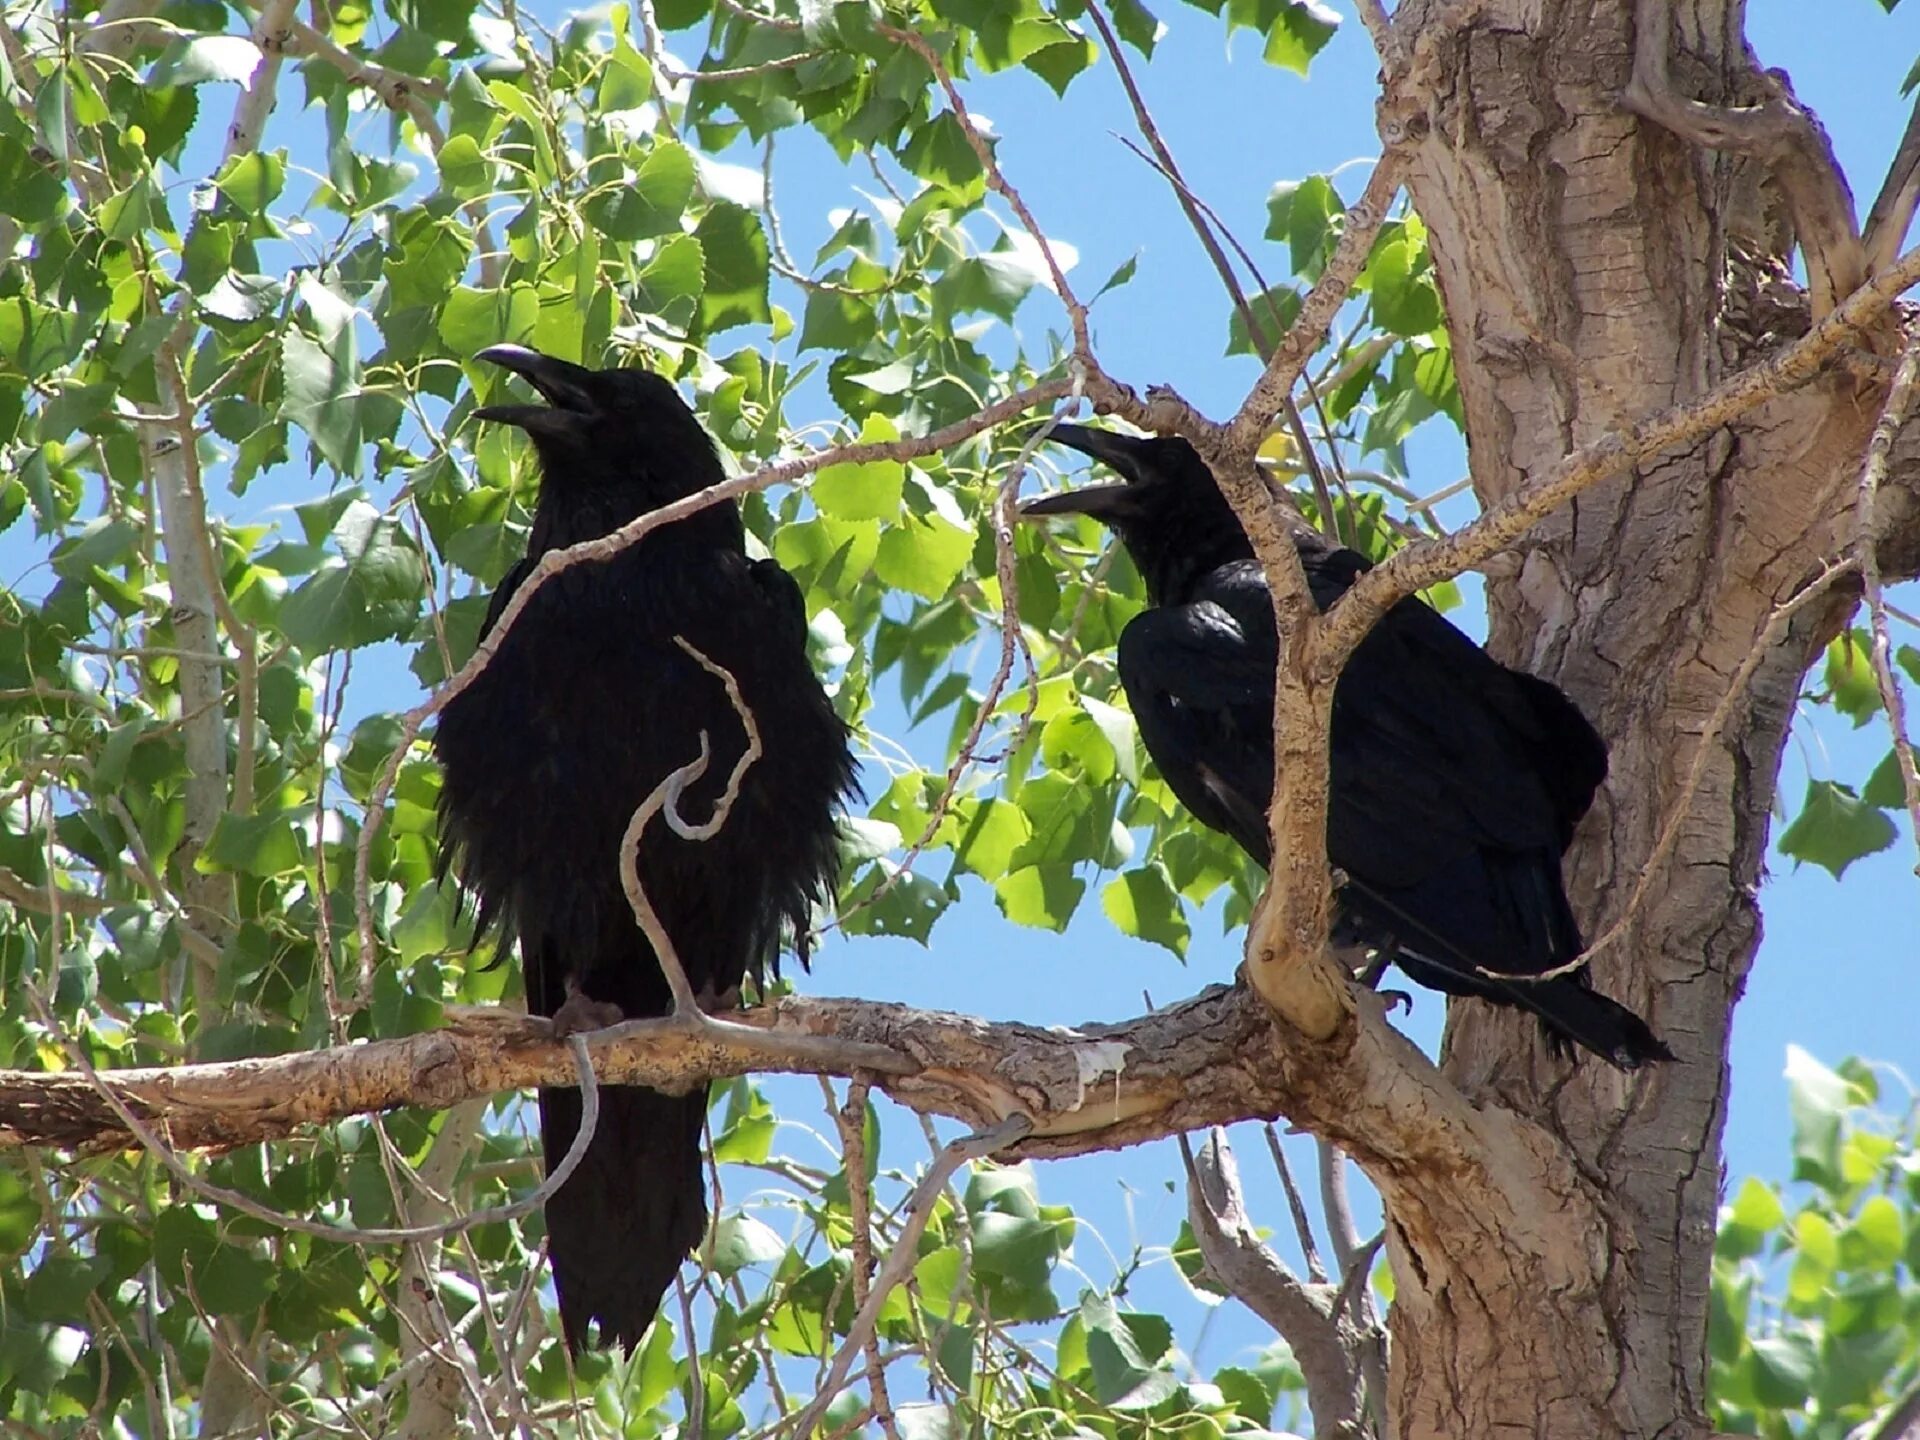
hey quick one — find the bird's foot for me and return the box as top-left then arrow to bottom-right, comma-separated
1378,989 -> 1413,1015
694,981 -> 743,1015
551,984 -> 626,1039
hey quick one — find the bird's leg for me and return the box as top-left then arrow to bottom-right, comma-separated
551,976 -> 626,1038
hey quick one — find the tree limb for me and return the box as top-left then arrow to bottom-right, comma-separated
1182,1129 -> 1373,1440
1624,0 -> 1865,318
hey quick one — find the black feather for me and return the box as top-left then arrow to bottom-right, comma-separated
1025,424 -> 1670,1069
435,345 -> 859,1350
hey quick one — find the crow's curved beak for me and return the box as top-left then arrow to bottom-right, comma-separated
473,344 -> 600,436
1018,422 -> 1151,522
1018,484 -> 1136,522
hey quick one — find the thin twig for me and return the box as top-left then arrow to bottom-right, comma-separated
1314,240 -> 1920,676
1317,1139 -> 1362,1277
873,23 -> 1090,360
1853,327 -> 1920,867
1264,1124 -> 1327,1283
1568,557 -> 1860,973
831,1079 -> 903,1440
787,1115 -> 1032,1440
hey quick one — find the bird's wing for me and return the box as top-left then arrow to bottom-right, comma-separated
1116,595 -> 1278,864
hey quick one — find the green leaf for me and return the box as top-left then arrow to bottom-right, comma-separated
1081,1296 -> 1180,1410
970,1211 -> 1061,1287
710,1214 -> 787,1276
0,1168 -> 38,1255
440,284 -> 539,356
196,1240 -> 277,1314
1108,0 -> 1164,54
1785,1045 -> 1864,1188
279,502 -> 427,653
1365,235 -> 1442,336
1747,1332 -> 1816,1408
1823,629 -> 1881,726
1262,0 -> 1339,74
585,139 -> 696,241
1862,748 -> 1911,809
1225,283 -> 1301,357
1101,864 -> 1189,957
1729,1176 -> 1785,1233
694,202 -> 771,334
1214,1364 -> 1275,1424
639,233 -> 706,309
993,863 -> 1085,931
900,113 -> 985,189
814,416 -> 906,520
1840,1194 -> 1904,1269
1265,173 -> 1344,279
23,1255 -> 106,1321
214,151 -> 286,213
1777,779 -> 1897,879
280,328 -> 362,476
949,798 -> 1033,881
712,1081 -> 776,1164
199,810 -> 303,877
875,512 -> 974,599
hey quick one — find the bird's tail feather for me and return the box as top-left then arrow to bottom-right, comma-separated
539,1081 -> 708,1353
1341,873 -> 1672,1070
1483,971 -> 1674,1070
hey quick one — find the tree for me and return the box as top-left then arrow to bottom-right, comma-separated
0,0 -> 1917,1434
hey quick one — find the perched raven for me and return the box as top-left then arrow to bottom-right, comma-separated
435,345 -> 858,1350
1023,424 -> 1669,1068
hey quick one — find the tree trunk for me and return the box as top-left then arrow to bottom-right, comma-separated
1383,1 -> 1888,1434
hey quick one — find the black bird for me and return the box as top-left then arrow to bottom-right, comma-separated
1023,423 -> 1669,1068
435,345 -> 858,1350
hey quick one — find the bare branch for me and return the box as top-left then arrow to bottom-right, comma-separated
1224,152 -> 1411,457
1182,1130 -> 1370,1440
1317,1138 -> 1363,1276
831,1080 -> 902,1440
1866,95 -> 1920,277
1624,0 -> 1864,317
35,988 -> 605,1247
1264,1124 -> 1327,1284
1854,328 -> 1920,866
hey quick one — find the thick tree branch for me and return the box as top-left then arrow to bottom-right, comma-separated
1625,0 -> 1864,317
1313,242 -> 1920,673
0,984 -> 1559,1198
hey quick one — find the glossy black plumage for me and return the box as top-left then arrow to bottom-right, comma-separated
434,345 -> 857,1350
1024,424 -> 1669,1069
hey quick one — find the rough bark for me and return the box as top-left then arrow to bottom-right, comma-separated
1371,1 -> 1904,1435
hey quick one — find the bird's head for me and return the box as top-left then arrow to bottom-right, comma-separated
472,344 -> 722,501
1020,423 -> 1249,603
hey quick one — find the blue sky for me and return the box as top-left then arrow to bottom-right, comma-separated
4,0 -> 1918,1398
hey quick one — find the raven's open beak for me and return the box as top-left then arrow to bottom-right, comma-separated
1018,422 -> 1148,522
472,344 -> 599,437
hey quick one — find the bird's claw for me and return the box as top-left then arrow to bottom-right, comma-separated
551,984 -> 626,1039
1379,989 -> 1413,1015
